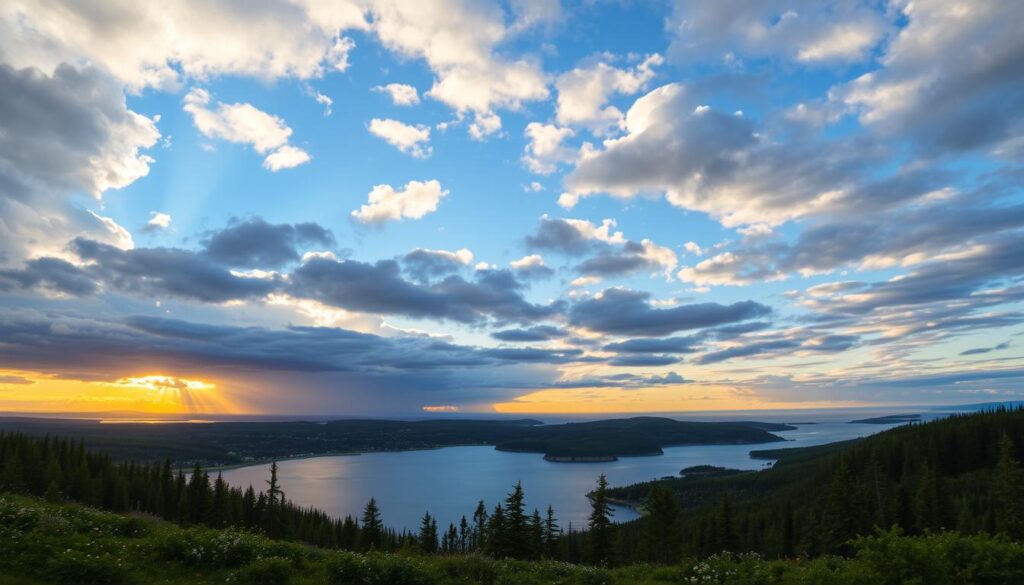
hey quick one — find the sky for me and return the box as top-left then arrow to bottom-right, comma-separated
0,0 -> 1022,416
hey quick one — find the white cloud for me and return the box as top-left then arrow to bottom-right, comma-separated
183,88 -> 310,171
262,145 -> 312,171
571,276 -> 601,287
146,212 -> 171,230
510,254 -> 545,270
374,83 -> 420,106
683,241 -> 704,256
0,0 -> 366,91
305,84 -> 334,116
368,118 -> 432,158
366,0 -> 549,139
522,123 -> 576,174
351,179 -> 449,225
555,53 -> 662,134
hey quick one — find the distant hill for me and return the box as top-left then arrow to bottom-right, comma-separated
849,414 -> 921,424
0,415 -> 787,466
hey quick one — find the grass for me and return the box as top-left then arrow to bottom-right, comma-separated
1,494 -> 1022,584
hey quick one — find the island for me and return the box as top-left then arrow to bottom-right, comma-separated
850,414 -> 921,424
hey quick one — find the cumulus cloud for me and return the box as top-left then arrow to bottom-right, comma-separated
569,288 -> 771,336
561,83 -> 882,226
368,118 -> 432,158
0,0 -> 364,90
509,254 -> 554,280
374,83 -> 420,106
200,218 -> 335,269
0,63 -> 158,265
555,53 -> 662,133
522,123 -> 576,174
524,215 -> 624,256
831,0 -> 1024,158
667,1 -> 890,65
402,248 -> 474,282
144,212 -> 172,232
183,89 -> 310,171
351,180 -> 448,225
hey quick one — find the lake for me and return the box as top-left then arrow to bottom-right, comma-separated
219,416 -> 910,532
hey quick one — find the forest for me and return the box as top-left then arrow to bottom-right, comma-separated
0,416 -> 788,465
1,408 -> 1023,583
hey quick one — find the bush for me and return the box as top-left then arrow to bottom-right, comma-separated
323,551 -> 435,585
236,557 -> 294,585
45,550 -> 131,585
153,526 -> 264,568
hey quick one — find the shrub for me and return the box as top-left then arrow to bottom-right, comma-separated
45,550 -> 131,585
236,557 -> 294,585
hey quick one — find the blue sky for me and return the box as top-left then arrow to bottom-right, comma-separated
1,0 -> 1023,416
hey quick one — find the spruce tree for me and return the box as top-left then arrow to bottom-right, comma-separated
587,474 -> 614,566
543,505 -> 560,559
641,483 -> 683,564
994,434 -> 1024,538
361,498 -> 383,550
419,511 -> 438,553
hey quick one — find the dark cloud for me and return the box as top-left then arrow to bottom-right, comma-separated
608,354 -> 679,367
696,334 -> 858,365
524,216 -> 596,255
569,288 -> 770,336
0,257 -> 97,296
960,341 -> 1011,356
548,371 -> 688,388
401,248 -> 471,282
481,347 -> 584,364
602,336 -> 698,354
491,325 -> 566,342
70,238 -> 279,303
291,258 -> 560,325
201,217 -> 334,268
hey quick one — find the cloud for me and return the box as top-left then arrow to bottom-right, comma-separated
0,257 -> 97,297
0,63 -> 158,265
402,248 -> 474,282
608,354 -> 679,367
576,239 -> 677,280
183,88 -> 310,171
144,212 -> 172,232
555,53 -> 662,133
524,215 -> 624,256
491,325 -> 565,342
960,341 -> 1011,357
508,254 -> 554,280
351,180 -> 448,225
696,333 -> 858,365
200,217 -> 335,269
365,0 -> 549,139
569,288 -> 771,336
0,0 -> 365,90
522,123 -> 576,174
831,0 -> 1024,158
561,82 -> 882,227
263,145 -> 312,171
374,83 -> 420,106
368,118 -> 432,158
602,336 -> 699,354
667,1 -> 890,65
290,257 -> 559,325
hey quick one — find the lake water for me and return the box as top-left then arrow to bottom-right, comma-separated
219,416 -> 909,532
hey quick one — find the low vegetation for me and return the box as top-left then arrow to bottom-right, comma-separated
2,494 -> 1023,584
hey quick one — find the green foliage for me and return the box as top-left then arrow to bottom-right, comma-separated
1,495 -> 1024,584
236,557 -> 294,585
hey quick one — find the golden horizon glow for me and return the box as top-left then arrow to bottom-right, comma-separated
0,370 -> 244,415
492,385 -> 872,414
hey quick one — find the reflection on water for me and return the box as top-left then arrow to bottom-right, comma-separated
220,421 -> 903,532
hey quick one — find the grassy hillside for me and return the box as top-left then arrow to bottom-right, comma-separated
2,494 -> 1022,584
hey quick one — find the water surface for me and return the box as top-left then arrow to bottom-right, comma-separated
220,420 -> 904,532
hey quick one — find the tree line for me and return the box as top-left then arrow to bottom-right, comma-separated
2,406 -> 1023,567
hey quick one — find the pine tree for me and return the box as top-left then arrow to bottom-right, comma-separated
716,493 -> 737,552
361,498 -> 383,550
419,511 -> 438,553
587,474 -> 615,566
822,458 -> 857,551
503,481 -> 530,559
781,501 -> 795,558
994,434 -> 1024,538
641,483 -> 683,564
471,500 -> 488,551
543,505 -> 560,559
